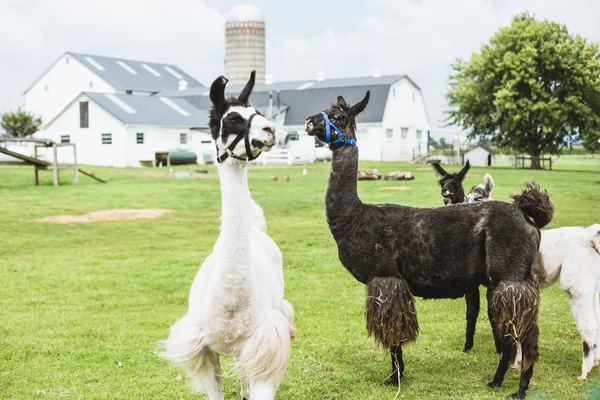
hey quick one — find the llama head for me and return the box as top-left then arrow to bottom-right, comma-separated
208,70 -> 276,164
465,173 -> 494,203
431,160 -> 470,205
304,91 -> 370,146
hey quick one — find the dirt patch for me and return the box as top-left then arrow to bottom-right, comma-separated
35,209 -> 171,224
382,186 -> 412,191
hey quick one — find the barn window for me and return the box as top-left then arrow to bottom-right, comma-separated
89,81 -> 94,89
60,135 -> 70,143
79,101 -> 89,128
101,133 -> 112,145
386,129 -> 394,142
401,128 -> 409,139
136,133 -> 144,144
180,133 -> 188,144
416,130 -> 423,140
288,132 -> 299,141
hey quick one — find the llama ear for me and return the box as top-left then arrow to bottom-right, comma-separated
210,75 -> 228,113
431,162 -> 447,177
457,159 -> 470,181
484,173 -> 494,194
238,70 -> 256,104
337,96 -> 348,109
350,91 -> 370,116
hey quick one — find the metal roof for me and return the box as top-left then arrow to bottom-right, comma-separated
84,92 -> 209,127
160,74 -> 406,98
165,76 -> 405,126
25,52 -> 204,95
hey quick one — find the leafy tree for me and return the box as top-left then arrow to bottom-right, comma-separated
1,108 -> 42,138
439,137 -> 449,150
428,137 -> 439,151
445,13 -> 600,168
583,135 -> 600,157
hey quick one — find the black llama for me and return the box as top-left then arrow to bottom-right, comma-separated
305,92 -> 554,399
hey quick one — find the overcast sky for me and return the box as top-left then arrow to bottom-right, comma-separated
0,0 -> 598,130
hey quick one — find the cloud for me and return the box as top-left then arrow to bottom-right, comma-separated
0,0 -> 224,112
267,0 -> 600,128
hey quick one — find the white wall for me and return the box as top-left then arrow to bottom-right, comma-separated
25,54 -> 115,125
357,125 -> 384,161
125,126 -> 213,165
38,95 -> 128,166
465,147 -> 494,167
380,78 -> 430,161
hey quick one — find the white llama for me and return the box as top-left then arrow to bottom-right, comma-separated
160,71 -> 295,400
467,174 -> 600,380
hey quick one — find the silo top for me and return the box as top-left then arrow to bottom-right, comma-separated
225,4 -> 264,23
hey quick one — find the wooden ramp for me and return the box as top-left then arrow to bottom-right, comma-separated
0,139 -> 106,185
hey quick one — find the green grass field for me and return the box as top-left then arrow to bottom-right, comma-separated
1,157 -> 599,399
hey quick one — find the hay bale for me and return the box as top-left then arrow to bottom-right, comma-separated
384,171 -> 414,181
358,169 -> 382,180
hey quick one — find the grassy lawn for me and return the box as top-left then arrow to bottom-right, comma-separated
1,157 -> 599,399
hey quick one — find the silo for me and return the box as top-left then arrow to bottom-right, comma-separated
225,5 -> 266,84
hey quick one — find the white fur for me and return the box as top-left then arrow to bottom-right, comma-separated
159,119 -> 294,399
467,176 -> 600,379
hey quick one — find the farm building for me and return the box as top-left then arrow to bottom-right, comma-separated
39,92 -> 212,167
464,145 -> 495,167
22,50 -> 431,166
162,74 -> 431,163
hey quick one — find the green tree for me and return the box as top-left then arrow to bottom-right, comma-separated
583,136 -> 600,157
445,13 -> 600,168
1,108 -> 42,138
428,137 -> 439,151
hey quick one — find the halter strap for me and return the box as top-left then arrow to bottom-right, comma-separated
320,112 -> 357,146
216,113 -> 262,164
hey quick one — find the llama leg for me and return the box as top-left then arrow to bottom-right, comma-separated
486,286 -> 502,354
366,276 -> 418,386
569,292 -> 597,380
190,350 -> 224,400
593,282 -> 600,367
235,357 -> 250,400
249,379 -> 277,400
510,344 -> 522,370
464,288 -> 479,352
388,345 -> 404,386
487,341 -> 516,388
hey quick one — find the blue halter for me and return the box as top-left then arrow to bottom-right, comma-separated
320,112 -> 357,146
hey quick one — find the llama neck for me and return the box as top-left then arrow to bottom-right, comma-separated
217,162 -> 252,259
325,144 -> 362,238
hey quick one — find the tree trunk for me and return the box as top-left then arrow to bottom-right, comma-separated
530,152 -> 542,169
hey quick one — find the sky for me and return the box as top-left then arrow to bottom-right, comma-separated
0,0 -> 599,132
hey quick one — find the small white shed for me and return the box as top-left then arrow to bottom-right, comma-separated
464,146 -> 495,167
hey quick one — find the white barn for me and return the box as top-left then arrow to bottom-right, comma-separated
464,145 -> 496,167
24,52 -> 203,125
163,74 -> 431,163
23,51 -> 431,166
39,92 -> 212,167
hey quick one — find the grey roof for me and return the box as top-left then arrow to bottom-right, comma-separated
25,52 -> 204,94
481,145 -> 496,154
165,75 -> 407,126
83,92 -> 209,127
160,74 -> 406,98
70,52 -> 203,92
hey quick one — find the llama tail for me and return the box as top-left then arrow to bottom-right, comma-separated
490,279 -> 540,371
237,309 -> 292,385
509,181 -> 554,229
365,276 -> 419,349
585,224 -> 600,256
156,315 -> 209,377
